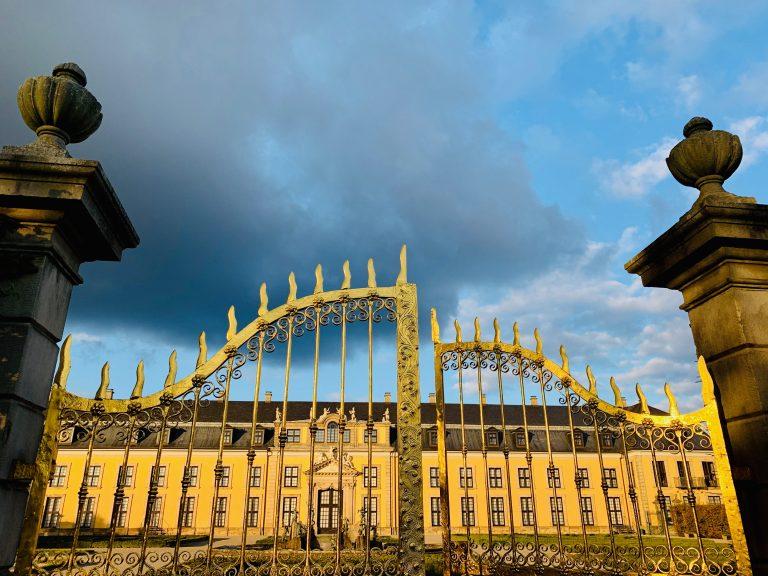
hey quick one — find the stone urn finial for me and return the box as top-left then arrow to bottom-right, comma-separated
7,62 -> 102,157
666,116 -> 753,206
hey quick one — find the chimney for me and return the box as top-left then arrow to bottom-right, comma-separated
265,391 -> 272,403
529,396 -> 539,406
620,396 -> 627,407
384,392 -> 391,404
428,393 -> 436,403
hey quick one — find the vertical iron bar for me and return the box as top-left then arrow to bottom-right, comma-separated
618,422 -> 646,573
334,301 -> 348,576
517,356 -> 541,568
494,352 -> 517,568
239,332 -> 266,574
645,426 -> 675,573
434,348 -> 452,576
476,355 -> 493,574
270,316 -> 295,573
172,380 -> 203,572
588,403 -> 618,572
563,388 -> 591,572
457,350 -> 471,576
304,309 -> 322,575
364,300 -> 374,574
676,429 -> 709,572
206,352 -> 237,569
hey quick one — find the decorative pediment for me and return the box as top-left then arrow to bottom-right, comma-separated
308,447 -> 360,476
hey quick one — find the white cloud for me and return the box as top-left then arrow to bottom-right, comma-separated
594,137 -> 677,198
729,116 -> 768,168
676,75 -> 701,110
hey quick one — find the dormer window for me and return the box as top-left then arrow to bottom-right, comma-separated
601,431 -> 613,448
428,428 -> 438,447
486,430 -> 499,447
253,428 -> 264,445
514,430 -> 526,448
223,428 -> 233,445
162,428 -> 172,445
572,430 -> 585,448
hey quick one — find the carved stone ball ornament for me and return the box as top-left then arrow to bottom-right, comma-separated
10,62 -> 102,157
666,116 -> 753,206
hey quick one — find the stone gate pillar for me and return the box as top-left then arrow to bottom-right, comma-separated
626,117 -> 767,575
0,63 -> 138,573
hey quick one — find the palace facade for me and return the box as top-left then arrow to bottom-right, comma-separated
40,396 -> 722,543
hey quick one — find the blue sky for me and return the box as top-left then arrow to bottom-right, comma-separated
3,1 -> 768,411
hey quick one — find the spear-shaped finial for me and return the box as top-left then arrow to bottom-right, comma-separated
396,244 -> 407,285
367,258 -> 377,288
341,260 -> 351,289
287,272 -> 297,303
513,322 -> 520,346
164,350 -> 177,389
454,319 -> 463,343
430,308 -> 440,343
196,331 -> 207,368
226,306 -> 237,341
473,318 -> 481,342
585,365 -> 597,395
95,362 -> 110,400
559,345 -> 569,373
609,376 -> 622,407
635,383 -> 650,415
131,360 -> 145,399
534,328 -> 543,355
698,356 -> 716,406
664,383 -> 680,418
258,282 -> 269,316
53,334 -> 72,389
493,319 -> 501,344
314,264 -> 324,294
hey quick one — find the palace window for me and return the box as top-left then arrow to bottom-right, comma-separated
428,429 -> 438,447
486,430 -> 499,447
601,431 -> 613,448
429,467 -> 439,488
514,430 -> 526,448
149,497 -> 163,528
315,428 -> 325,442
708,495 -> 722,505
253,428 -> 265,444
580,497 -> 594,526
188,466 -> 199,487
182,496 -> 195,528
42,497 -> 62,528
220,466 -> 231,488
223,428 -> 233,445
249,466 -> 262,488
151,465 -> 167,487
662,496 -> 672,524
491,497 -> 505,526
547,467 -> 561,488
520,497 -> 534,526
118,465 -> 134,487
282,496 -> 298,527
459,467 -> 474,488
86,465 -> 101,487
572,430 -> 585,447
518,467 -> 531,488
327,423 -> 339,443
461,497 -> 475,527
363,496 -> 378,526
703,461 -> 717,487
364,428 -> 378,443
655,461 -> 668,487
603,468 -> 618,489
430,497 -> 441,526
284,466 -> 299,487
81,496 -> 96,529
364,466 -> 378,488
214,497 -> 227,528
607,497 -> 623,525
550,496 -> 564,526
576,468 -> 589,488
488,467 -> 503,488
116,497 -> 129,528
49,465 -> 67,487
286,429 -> 301,443
247,497 -> 259,527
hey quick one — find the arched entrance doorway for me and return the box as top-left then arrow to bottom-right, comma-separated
317,487 -> 340,534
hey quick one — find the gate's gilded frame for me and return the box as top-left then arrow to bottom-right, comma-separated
431,312 -> 750,576
14,247 -> 425,576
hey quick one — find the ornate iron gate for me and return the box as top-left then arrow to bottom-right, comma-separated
431,312 -> 750,576
15,248 -> 424,576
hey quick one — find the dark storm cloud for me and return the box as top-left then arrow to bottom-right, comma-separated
0,2 -> 585,345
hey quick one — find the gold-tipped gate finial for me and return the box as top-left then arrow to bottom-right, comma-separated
493,319 -> 501,344
131,360 -> 145,399
226,306 -> 237,341
454,319 -> 462,343
585,365 -> 597,395
95,362 -> 110,400
609,376 -> 622,407
664,382 -> 680,418
341,260 -> 351,289
367,258 -> 377,288
534,328 -> 543,355
430,308 -> 440,343
258,283 -> 269,316
287,272 -> 297,303
396,244 -> 407,285
512,322 -> 520,346
559,345 -> 569,372
314,264 -> 324,294
473,318 -> 481,342
698,355 -> 716,405
196,332 -> 207,368
53,334 -> 72,389
164,350 -> 177,389
635,383 -> 650,414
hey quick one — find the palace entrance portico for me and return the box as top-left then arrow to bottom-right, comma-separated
308,448 -> 362,536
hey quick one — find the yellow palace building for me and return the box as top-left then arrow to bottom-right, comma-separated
40,394 -> 722,543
